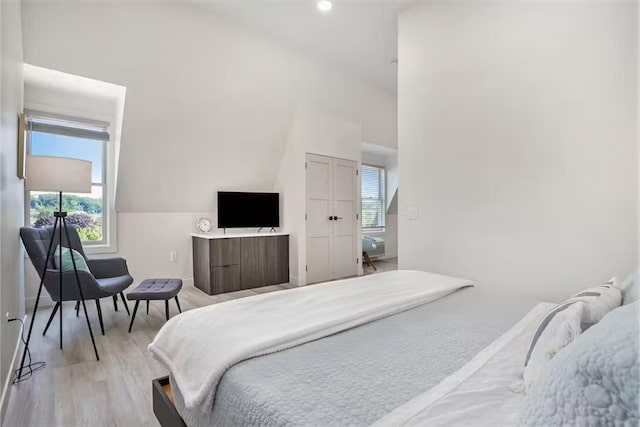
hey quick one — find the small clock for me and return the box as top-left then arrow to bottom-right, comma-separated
196,217 -> 212,233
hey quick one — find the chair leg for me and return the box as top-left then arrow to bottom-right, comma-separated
43,302 -> 60,336
363,252 -> 377,271
128,301 -> 140,333
120,292 -> 130,315
112,295 -> 118,312
146,300 -> 149,315
174,296 -> 182,313
95,300 -> 105,336
75,301 -> 80,317
58,298 -> 62,350
165,300 -> 169,321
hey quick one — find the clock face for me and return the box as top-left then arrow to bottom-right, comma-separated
197,217 -> 212,233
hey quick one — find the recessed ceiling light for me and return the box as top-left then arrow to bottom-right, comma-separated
317,0 -> 332,12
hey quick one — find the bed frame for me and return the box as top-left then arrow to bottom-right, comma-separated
152,376 -> 187,427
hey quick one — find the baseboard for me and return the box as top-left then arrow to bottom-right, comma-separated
0,315 -> 26,422
289,275 -> 304,286
26,294 -> 54,310
371,255 -> 397,261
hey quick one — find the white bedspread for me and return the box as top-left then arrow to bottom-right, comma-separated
148,270 -> 473,413
373,302 -> 555,426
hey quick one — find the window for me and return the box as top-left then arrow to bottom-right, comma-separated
361,164 -> 386,229
26,111 -> 109,245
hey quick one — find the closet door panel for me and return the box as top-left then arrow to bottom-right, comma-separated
332,158 -> 358,280
306,154 -> 334,284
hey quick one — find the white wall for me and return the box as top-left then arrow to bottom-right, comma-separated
274,122 -> 305,285
399,0 -> 638,302
276,106 -> 364,284
21,1 -> 396,287
22,1 -> 397,214
0,0 -> 24,419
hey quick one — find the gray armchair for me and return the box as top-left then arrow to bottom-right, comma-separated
20,225 -> 134,336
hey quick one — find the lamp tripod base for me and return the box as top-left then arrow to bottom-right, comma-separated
16,193 -> 99,381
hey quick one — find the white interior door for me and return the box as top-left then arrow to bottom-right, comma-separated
306,154 -> 334,284
331,158 -> 358,279
306,153 -> 358,283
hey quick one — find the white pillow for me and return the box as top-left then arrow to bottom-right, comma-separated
623,280 -> 640,305
620,270 -> 640,305
573,277 -> 622,328
521,278 -> 622,391
521,301 -> 585,391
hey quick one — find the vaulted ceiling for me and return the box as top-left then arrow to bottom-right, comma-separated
192,0 -> 399,92
22,0 -> 397,212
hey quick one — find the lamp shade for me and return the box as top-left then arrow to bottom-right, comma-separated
25,156 -> 92,193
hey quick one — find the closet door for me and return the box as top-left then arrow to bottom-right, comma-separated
306,154 -> 334,284
305,153 -> 358,283
332,158 -> 358,279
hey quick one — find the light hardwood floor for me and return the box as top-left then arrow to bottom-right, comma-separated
363,257 -> 398,275
4,284 -> 296,427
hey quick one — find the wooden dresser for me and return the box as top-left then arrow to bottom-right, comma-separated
192,233 -> 289,295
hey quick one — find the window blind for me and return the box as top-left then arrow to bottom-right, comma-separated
25,110 -> 110,141
361,165 -> 385,228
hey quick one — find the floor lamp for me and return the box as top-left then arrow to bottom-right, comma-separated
18,155 -> 99,379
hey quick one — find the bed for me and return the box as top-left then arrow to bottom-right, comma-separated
148,270 -> 639,426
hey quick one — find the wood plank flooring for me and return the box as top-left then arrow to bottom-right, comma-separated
363,257 -> 398,275
4,284 -> 295,427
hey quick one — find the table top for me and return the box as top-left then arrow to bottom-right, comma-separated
190,232 -> 289,239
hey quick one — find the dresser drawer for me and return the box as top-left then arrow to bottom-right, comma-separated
210,238 -> 241,267
211,264 -> 242,294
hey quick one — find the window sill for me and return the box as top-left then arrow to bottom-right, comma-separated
363,229 -> 386,235
83,244 -> 118,255
23,243 -> 117,258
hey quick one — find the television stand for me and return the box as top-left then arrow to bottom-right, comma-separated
256,227 -> 277,233
192,233 -> 289,295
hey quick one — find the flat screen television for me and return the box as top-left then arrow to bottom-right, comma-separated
217,192 -> 280,229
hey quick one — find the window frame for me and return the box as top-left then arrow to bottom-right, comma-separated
361,163 -> 386,231
24,105 -> 118,254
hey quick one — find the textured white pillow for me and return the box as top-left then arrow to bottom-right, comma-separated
521,278 -> 622,391
573,278 -> 622,328
521,301 -> 585,391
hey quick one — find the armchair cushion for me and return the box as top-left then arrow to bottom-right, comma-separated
44,269 -> 109,301
54,246 -> 90,273
362,236 -> 377,252
86,257 -> 131,279
97,275 -> 134,294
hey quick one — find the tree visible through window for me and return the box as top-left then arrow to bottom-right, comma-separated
27,113 -> 108,243
361,165 -> 385,229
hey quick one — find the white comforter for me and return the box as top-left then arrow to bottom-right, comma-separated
148,270 -> 473,413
